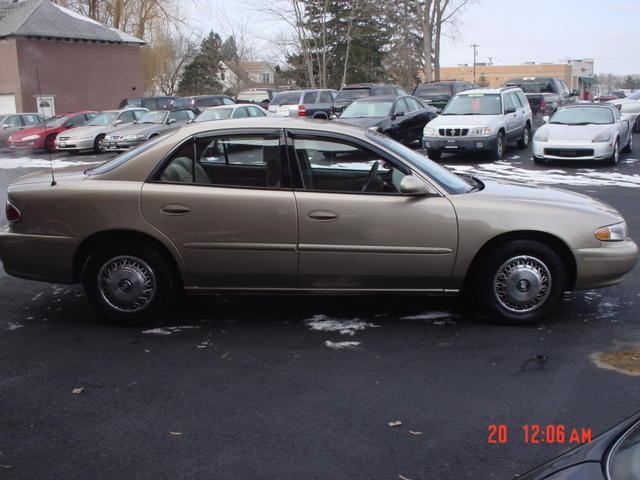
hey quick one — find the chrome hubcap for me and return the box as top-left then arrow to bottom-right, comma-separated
523,128 -> 529,145
493,256 -> 551,313
98,256 -> 156,313
614,142 -> 619,163
497,137 -> 504,157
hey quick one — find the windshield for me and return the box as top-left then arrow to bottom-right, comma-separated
341,101 -> 393,118
271,92 -> 302,105
194,108 -> 233,122
0,115 -> 6,124
367,130 -> 472,194
42,115 -> 69,128
336,89 -> 370,101
550,107 -> 614,125
442,93 -> 502,115
506,81 -> 554,93
136,111 -> 168,124
237,91 -> 270,103
627,91 -> 640,100
415,84 -> 453,96
608,420 -> 640,479
86,112 -> 119,126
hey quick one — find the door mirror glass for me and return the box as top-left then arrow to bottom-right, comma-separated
113,119 -> 123,126
400,175 -> 436,196
167,118 -> 177,125
394,111 -> 405,119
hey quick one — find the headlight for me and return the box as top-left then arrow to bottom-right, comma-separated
471,127 -> 493,136
595,222 -> 628,242
74,135 -> 93,140
22,135 -> 41,141
124,134 -> 145,140
534,128 -> 549,142
424,127 -> 438,136
592,130 -> 612,143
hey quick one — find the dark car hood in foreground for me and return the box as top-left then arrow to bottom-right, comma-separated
335,117 -> 385,129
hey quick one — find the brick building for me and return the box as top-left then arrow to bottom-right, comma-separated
0,0 -> 145,115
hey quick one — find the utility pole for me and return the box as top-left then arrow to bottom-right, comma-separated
471,43 -> 480,83
488,56 -> 494,66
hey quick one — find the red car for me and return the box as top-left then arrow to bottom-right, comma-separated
7,111 -> 98,152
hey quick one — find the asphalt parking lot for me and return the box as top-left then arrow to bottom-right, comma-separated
1,127 -> 639,479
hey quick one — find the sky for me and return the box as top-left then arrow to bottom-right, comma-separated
184,0 -> 640,75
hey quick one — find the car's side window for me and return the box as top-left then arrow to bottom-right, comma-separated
302,91 -> 317,104
118,111 -> 136,123
394,98 -> 409,115
516,91 -> 528,109
319,91 -> 333,103
5,116 -> 21,127
223,97 -> 235,105
510,92 -> 522,108
232,107 -> 250,118
406,97 -> 422,111
248,107 -> 266,117
67,114 -> 87,126
503,93 -> 517,112
24,114 -> 41,125
291,136 -> 409,194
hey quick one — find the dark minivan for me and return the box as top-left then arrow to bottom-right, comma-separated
333,84 -> 408,117
412,81 -> 477,112
119,96 -> 177,111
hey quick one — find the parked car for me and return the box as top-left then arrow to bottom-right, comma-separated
235,89 -> 280,109
102,108 -> 195,152
332,84 -> 409,117
192,104 -> 270,123
6,111 -> 98,152
533,104 -> 633,165
119,96 -> 177,111
504,77 -> 578,115
608,90 -> 640,132
412,81 -> 477,113
172,95 -> 235,113
1,118 -> 636,325
335,95 -> 437,145
55,108 -> 147,154
268,89 -> 337,119
516,412 -> 640,480
595,92 -> 624,102
0,113 -> 44,149
422,87 -> 533,160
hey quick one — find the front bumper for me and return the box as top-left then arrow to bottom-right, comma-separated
102,138 -> 145,151
422,135 -> 498,154
7,140 -> 45,150
573,239 -> 638,289
0,227 -> 79,283
55,137 -> 95,151
532,139 -> 614,161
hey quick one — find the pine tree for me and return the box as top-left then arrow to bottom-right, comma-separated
177,31 -> 224,96
221,35 -> 238,61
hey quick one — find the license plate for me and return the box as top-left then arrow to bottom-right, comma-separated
58,141 -> 66,147
276,108 -> 289,116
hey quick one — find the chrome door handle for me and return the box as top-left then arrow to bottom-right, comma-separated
308,210 -> 338,221
161,204 -> 191,215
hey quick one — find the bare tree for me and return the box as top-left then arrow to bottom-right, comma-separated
341,0 -> 359,87
432,0 -> 471,81
143,27 -> 198,95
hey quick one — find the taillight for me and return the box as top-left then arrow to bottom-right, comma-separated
539,98 -> 546,111
6,200 -> 21,224
298,105 -> 307,117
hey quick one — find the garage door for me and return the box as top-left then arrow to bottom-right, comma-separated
0,94 -> 17,114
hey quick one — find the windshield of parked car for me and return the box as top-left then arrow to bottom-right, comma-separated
194,108 -> 233,122
607,420 -> 640,480
271,92 -> 302,105
414,84 -> 453,96
442,93 -> 502,115
341,101 -> 393,118
336,89 -> 370,101
367,130 -> 473,194
506,81 -> 554,93
550,107 -> 614,125
136,111 -> 168,124
627,91 -> 640,100
86,112 -> 119,126
237,91 -> 270,103
0,115 -> 6,124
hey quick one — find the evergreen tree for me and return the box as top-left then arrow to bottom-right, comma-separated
221,35 -> 238,61
177,31 -> 224,96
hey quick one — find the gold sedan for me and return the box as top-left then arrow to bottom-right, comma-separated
0,118 -> 637,325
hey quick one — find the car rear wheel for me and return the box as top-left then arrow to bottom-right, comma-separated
488,132 -> 505,160
427,150 -> 441,161
606,139 -> 619,166
94,134 -> 105,153
82,242 -> 174,325
472,240 -> 566,325
517,124 -> 531,149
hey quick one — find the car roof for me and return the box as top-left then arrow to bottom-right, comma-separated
342,83 -> 398,89
459,87 -> 519,95
563,103 -> 615,110
352,95 -> 401,103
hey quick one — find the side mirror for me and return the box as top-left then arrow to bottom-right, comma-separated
400,175 -> 437,196
542,115 -> 550,123
167,118 -> 177,125
394,111 -> 405,119
2,124 -> 8,129
571,90 -> 580,97
113,119 -> 123,126
505,107 -> 516,114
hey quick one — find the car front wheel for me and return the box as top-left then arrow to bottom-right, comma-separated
488,132 -> 505,160
517,124 -> 531,149
473,240 -> 566,325
427,150 -> 442,160
606,139 -> 619,166
82,242 -> 174,325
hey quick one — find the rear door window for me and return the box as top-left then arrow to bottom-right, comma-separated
302,91 -> 318,104
319,91 -> 333,103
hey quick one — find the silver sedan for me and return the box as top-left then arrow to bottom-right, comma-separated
533,104 -> 633,166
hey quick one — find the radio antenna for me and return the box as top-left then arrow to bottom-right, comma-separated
36,68 -> 56,186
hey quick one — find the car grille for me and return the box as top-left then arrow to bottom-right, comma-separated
439,128 -> 469,137
58,136 -> 71,141
110,135 -> 124,140
544,148 -> 594,158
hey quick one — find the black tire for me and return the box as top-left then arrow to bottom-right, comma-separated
634,117 -> 640,133
94,134 -> 105,153
45,134 -> 57,153
81,241 -> 175,325
488,131 -> 505,160
471,240 -> 566,325
606,139 -> 619,166
427,150 -> 442,160
533,157 -> 546,165
517,123 -> 531,149
622,132 -> 633,153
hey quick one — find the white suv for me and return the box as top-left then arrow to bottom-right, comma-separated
422,87 -> 532,160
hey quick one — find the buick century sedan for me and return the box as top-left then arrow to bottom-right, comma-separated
0,118 -> 637,325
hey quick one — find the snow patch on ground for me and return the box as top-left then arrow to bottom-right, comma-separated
142,326 -> 201,335
400,311 -> 457,324
0,157 -> 100,170
446,161 -> 640,188
6,322 -> 23,331
305,315 -> 379,336
325,340 -> 361,350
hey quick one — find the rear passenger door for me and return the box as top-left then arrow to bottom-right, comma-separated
140,129 -> 298,289
503,92 -> 521,140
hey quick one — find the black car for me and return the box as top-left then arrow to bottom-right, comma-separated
235,89 -> 280,109
504,77 -> 578,114
412,80 -> 477,112
517,412 -> 640,479
119,96 -> 177,111
332,83 -> 409,117
335,95 -> 437,145
172,95 -> 235,113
